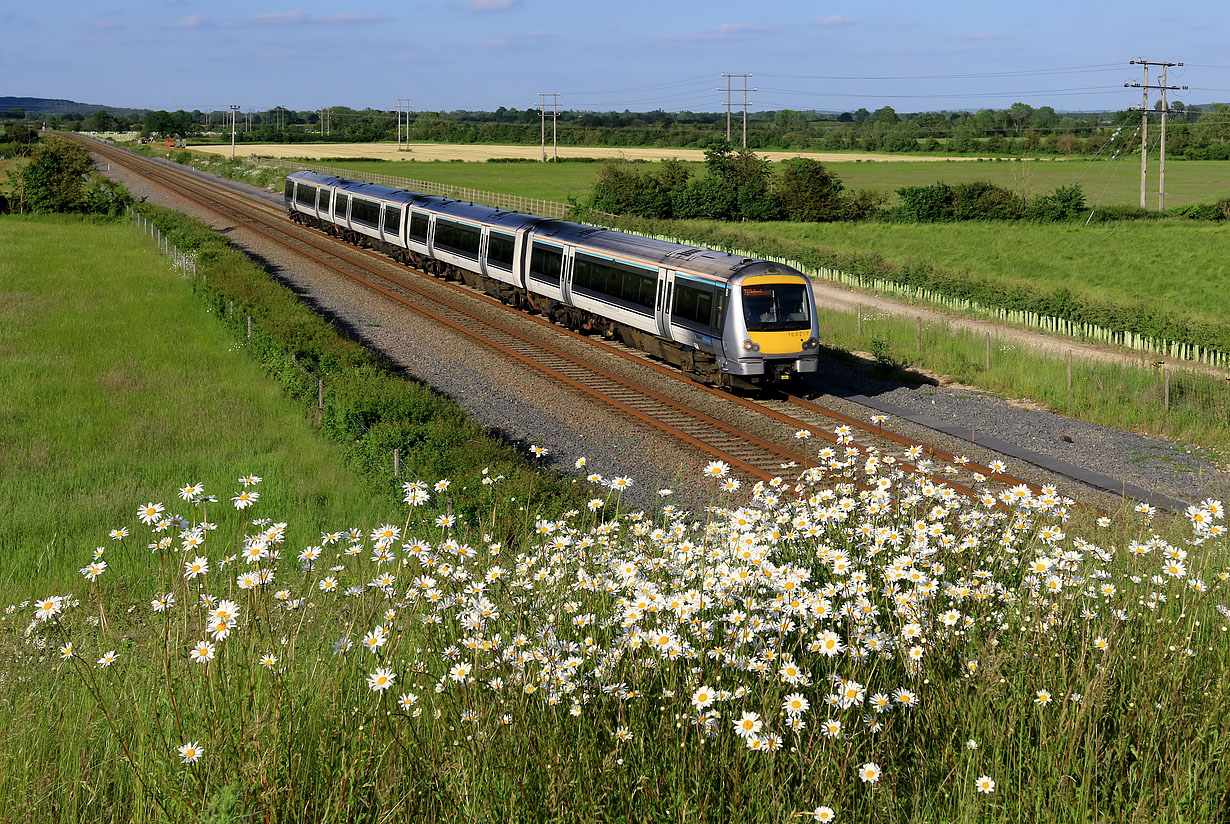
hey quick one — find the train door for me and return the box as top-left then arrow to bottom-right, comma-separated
657,270 -> 677,338
478,229 -> 490,278
559,246 -> 576,305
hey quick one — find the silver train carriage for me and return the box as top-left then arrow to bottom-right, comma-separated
284,170 -> 819,388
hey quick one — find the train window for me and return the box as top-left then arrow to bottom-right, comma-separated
528,242 -> 562,286
573,252 -> 655,316
488,231 -> 515,270
383,205 -> 401,235
435,219 -> 480,259
295,184 -> 316,207
742,283 -> 811,332
409,212 -> 428,243
284,179 -> 294,199
351,198 -> 381,228
335,193 -> 350,221
318,189 -> 331,214
672,279 -> 716,330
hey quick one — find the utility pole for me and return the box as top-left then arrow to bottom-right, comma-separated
1126,59 -> 1185,210
396,98 -> 411,150
719,73 -> 755,147
230,104 -> 240,159
538,93 -> 558,161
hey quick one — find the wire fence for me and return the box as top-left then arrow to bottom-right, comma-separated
128,207 -> 197,277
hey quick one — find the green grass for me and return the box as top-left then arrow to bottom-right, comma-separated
660,218 -> 1230,329
818,157 -> 1230,209
303,157 -> 1230,209
0,215 -> 388,591
3,214 -> 1230,823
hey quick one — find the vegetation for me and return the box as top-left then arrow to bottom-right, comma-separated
5,136 -> 132,215
20,98 -> 1230,160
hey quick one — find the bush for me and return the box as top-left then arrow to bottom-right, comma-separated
1025,183 -> 1086,222
773,158 -> 845,222
895,182 -> 956,222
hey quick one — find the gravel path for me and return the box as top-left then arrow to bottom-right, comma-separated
99,153 -> 1230,512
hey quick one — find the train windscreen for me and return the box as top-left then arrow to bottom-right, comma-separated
741,283 -> 811,332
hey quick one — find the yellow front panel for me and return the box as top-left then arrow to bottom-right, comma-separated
749,329 -> 811,355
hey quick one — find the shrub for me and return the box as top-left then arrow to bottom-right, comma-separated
1026,183 -> 1087,222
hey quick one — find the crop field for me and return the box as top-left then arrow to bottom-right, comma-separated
189,139 -> 1230,209
188,140 -> 981,165
3,211 -> 1230,822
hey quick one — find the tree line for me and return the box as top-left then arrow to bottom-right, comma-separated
588,139 -> 1230,224
8,99 -> 1230,159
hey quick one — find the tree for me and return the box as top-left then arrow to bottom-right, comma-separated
773,158 -> 845,222
84,109 -> 115,132
11,137 -> 92,213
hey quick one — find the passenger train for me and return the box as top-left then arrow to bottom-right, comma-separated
284,170 -> 819,388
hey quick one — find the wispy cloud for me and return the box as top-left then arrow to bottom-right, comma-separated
657,22 -> 771,43
244,11 -> 389,25
954,31 -> 1010,41
816,15 -> 855,27
481,29 -> 549,48
175,15 -> 208,28
467,0 -> 520,11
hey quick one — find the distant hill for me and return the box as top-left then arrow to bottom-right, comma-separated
0,97 -> 148,116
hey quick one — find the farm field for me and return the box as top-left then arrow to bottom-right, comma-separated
194,141 -> 1230,208
653,218 -> 1230,328
189,140 -> 979,165
0,216 -> 389,589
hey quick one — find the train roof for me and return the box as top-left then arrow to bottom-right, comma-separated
533,221 -> 772,282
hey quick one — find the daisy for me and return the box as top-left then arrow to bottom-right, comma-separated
398,692 -> 419,711
177,741 -> 204,764
367,667 -> 396,693
232,490 -> 260,510
812,806 -> 836,822
59,642 -> 74,660
189,641 -> 215,664
703,460 -> 730,478
34,596 -> 64,621
859,762 -> 882,784
692,685 -> 716,710
97,650 -> 118,668
109,528 -> 128,540
733,711 -> 762,738
184,557 -> 209,579
783,693 -> 809,716
1035,689 -> 1053,707
137,502 -> 165,525
975,775 -> 995,794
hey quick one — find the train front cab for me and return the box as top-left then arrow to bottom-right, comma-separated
724,269 -> 819,384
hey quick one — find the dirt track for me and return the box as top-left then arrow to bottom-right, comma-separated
188,141 -> 991,164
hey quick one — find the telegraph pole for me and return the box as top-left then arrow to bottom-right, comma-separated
719,74 -> 755,147
1126,59 -> 1185,210
230,104 -> 240,159
538,93 -> 559,161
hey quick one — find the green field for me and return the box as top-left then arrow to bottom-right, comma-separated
311,157 -> 1230,209
0,216 -> 388,589
659,218 -> 1230,327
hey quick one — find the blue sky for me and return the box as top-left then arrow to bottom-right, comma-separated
4,0 -> 1227,114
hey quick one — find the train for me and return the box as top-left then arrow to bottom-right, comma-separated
284,170 -> 819,388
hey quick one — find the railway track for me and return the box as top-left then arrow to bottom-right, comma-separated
85,138 -> 1069,505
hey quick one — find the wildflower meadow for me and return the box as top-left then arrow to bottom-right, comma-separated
4,449 -> 1228,823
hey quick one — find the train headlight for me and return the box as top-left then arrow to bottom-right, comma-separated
742,340 -> 760,352
803,337 -> 818,349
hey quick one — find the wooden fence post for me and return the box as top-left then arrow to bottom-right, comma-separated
394,448 -> 400,477
318,379 -> 324,410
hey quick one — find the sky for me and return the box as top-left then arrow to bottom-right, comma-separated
4,0 -> 1228,115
